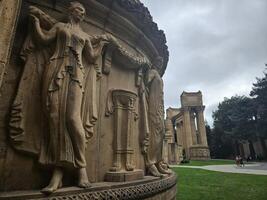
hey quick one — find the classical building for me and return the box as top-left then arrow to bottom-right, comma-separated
163,91 -> 210,164
0,0 -> 176,199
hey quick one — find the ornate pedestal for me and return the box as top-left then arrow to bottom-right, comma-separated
189,146 -> 210,160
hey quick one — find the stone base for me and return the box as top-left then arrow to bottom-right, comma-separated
0,174 -> 177,200
105,169 -> 144,182
189,145 -> 210,160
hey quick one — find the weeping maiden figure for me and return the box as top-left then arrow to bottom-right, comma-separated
9,2 -> 118,194
140,57 -> 172,177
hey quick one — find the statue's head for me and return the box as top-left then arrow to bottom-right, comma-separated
152,56 -> 163,73
68,1 -> 86,23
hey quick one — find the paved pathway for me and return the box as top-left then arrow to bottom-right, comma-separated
171,162 -> 267,175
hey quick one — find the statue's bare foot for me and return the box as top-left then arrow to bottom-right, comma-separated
156,162 -> 172,175
78,168 -> 92,188
41,168 -> 63,195
148,164 -> 164,178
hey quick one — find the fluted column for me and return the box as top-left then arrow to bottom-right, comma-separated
183,107 -> 193,158
176,122 -> 183,146
196,106 -> 208,146
190,111 -> 197,145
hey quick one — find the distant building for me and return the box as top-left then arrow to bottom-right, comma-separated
163,91 -> 210,164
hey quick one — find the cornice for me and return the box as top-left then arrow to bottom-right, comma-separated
100,0 -> 169,76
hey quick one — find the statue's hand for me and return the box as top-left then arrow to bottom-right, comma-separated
29,6 -> 40,15
29,14 -> 40,25
105,33 -> 120,47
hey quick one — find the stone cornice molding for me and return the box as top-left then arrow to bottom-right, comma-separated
102,43 -> 151,75
99,0 -> 169,76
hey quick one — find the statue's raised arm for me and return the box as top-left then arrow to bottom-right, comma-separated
29,14 -> 57,44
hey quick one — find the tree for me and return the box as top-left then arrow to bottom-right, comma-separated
210,67 -> 267,159
213,96 -> 257,140
250,68 -> 267,138
211,96 -> 257,158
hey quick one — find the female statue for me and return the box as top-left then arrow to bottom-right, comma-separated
9,1 -> 118,194
141,57 -> 172,177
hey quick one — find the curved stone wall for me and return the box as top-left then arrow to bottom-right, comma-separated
0,0 -> 174,198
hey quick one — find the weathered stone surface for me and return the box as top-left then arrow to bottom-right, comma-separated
0,174 -> 177,200
105,169 -> 144,182
0,0 -> 175,199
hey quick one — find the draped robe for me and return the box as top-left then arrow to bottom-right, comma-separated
9,22 -> 102,168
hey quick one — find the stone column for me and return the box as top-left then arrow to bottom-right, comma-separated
196,106 -> 208,146
190,111 -> 197,145
0,0 -> 21,88
164,118 -> 173,164
176,122 -> 181,146
162,138 -> 169,164
183,107 -> 193,159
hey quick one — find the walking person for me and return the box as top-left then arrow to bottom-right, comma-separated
235,155 -> 240,167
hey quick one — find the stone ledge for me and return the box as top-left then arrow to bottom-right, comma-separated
0,174 -> 177,200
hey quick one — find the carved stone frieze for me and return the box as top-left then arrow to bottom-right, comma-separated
102,44 -> 151,75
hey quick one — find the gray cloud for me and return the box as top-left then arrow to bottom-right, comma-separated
142,0 -> 267,125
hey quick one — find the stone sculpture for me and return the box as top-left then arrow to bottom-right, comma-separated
140,57 -> 172,177
9,2 -> 118,194
0,0 -> 177,199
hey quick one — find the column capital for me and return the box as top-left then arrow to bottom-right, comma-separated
195,106 -> 205,112
112,90 -> 137,109
181,106 -> 190,112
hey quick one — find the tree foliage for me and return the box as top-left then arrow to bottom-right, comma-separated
250,69 -> 267,138
213,96 -> 257,141
210,67 -> 267,158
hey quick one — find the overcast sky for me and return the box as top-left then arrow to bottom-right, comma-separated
141,0 -> 267,125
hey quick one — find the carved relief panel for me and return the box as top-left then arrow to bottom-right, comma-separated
105,89 -> 144,182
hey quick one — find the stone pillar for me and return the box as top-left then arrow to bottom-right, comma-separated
183,107 -> 193,159
164,118 -> 174,164
190,111 -> 197,145
196,106 -> 208,146
162,138 -> 169,164
0,0 -> 21,88
105,90 -> 144,182
176,122 -> 182,146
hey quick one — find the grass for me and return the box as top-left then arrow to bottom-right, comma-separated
180,159 -> 235,166
173,167 -> 267,200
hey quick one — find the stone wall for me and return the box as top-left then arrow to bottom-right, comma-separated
0,0 -> 173,195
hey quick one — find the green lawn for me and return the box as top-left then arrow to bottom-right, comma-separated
180,159 -> 235,166
173,167 -> 267,200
